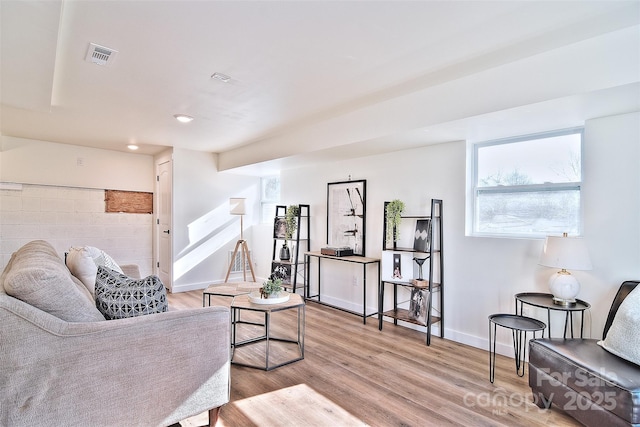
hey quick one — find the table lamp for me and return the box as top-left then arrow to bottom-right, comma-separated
539,232 -> 592,306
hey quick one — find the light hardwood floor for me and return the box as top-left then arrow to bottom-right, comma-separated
168,290 -> 580,427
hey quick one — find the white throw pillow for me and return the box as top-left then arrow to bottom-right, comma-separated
66,246 -> 123,296
598,285 -> 640,366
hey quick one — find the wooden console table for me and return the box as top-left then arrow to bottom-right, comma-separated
304,251 -> 380,324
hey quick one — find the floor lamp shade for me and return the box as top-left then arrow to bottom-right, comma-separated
229,198 -> 246,215
539,234 -> 592,305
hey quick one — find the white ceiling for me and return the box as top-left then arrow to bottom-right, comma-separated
2,1 -> 639,175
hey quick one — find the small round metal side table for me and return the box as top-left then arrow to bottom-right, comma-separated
515,292 -> 590,339
488,314 -> 546,383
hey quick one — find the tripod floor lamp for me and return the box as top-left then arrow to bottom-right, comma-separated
225,198 -> 256,282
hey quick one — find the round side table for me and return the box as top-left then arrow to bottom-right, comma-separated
515,292 -> 590,338
488,313 -> 546,383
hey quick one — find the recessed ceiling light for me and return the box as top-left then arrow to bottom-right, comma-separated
174,114 -> 194,123
127,144 -> 139,150
211,72 -> 231,83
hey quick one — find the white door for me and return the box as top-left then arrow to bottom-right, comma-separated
156,160 -> 172,291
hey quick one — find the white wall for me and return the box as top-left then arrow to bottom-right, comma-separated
281,112 -> 640,356
168,148 -> 262,292
0,138 -> 268,291
0,137 -> 272,293
0,184 -> 153,273
0,136 -> 154,192
0,135 -> 154,273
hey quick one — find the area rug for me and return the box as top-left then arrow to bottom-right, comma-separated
180,383 -> 368,427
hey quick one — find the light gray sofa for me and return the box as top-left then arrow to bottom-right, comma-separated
0,240 -> 230,427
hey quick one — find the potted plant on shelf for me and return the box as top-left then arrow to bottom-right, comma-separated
260,277 -> 284,299
386,199 -> 405,248
279,205 -> 299,261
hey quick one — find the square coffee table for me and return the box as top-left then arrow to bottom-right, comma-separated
230,292 -> 305,370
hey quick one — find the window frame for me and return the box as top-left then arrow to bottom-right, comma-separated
260,175 -> 281,224
468,127 -> 584,239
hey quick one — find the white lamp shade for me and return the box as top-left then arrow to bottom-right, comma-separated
229,198 -> 246,215
539,235 -> 592,271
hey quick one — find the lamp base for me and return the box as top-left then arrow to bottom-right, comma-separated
552,297 -> 577,307
548,270 -> 580,306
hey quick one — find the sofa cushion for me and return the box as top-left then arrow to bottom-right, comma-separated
66,246 -> 124,296
530,338 -> 640,424
95,266 -> 168,320
1,240 -> 105,322
598,284 -> 640,366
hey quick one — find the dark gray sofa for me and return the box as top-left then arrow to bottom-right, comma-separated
529,280 -> 639,426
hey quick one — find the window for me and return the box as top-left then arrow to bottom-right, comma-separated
260,175 -> 280,223
470,128 -> 583,237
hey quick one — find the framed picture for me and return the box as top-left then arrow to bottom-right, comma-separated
327,179 -> 366,256
413,219 -> 431,253
270,262 -> 292,286
381,251 -> 414,283
273,217 -> 287,239
409,288 -> 430,325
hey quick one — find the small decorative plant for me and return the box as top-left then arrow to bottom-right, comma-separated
279,205 -> 299,261
260,277 -> 284,299
285,205 -> 299,240
386,199 -> 405,244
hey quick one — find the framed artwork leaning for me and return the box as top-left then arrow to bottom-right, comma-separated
270,262 -> 292,286
273,217 -> 287,239
413,219 -> 431,253
409,287 -> 430,325
326,179 -> 366,256
381,251 -> 414,283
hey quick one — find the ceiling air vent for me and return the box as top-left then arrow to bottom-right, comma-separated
85,43 -> 118,66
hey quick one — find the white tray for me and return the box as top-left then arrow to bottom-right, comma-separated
248,291 -> 290,305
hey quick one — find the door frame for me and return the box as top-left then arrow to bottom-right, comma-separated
155,156 -> 173,291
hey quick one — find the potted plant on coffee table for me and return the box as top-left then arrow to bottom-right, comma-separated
260,277 -> 284,299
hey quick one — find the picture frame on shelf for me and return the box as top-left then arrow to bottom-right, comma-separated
409,287 -> 430,325
413,219 -> 431,253
381,251 -> 414,283
273,217 -> 287,239
327,179 -> 366,256
270,262 -> 292,286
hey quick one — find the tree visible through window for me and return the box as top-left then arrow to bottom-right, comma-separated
472,128 -> 583,237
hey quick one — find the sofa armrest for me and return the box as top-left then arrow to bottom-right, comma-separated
1,295 -> 230,427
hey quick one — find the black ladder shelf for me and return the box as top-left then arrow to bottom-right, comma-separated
379,198 -> 443,346
271,204 -> 310,296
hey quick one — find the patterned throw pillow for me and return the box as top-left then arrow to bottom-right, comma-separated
95,266 -> 168,320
